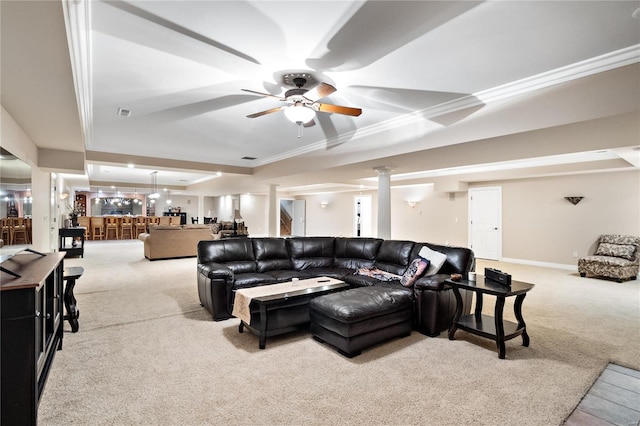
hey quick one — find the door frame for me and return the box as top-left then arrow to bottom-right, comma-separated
353,195 -> 372,237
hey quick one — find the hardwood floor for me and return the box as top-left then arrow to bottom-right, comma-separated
564,364 -> 640,426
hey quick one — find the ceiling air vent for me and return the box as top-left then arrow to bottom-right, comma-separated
117,107 -> 132,117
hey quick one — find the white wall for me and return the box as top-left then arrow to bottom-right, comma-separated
1,106 -> 53,252
483,170 -> 640,266
240,194 -> 267,236
301,191 -> 377,237
297,170 -> 640,267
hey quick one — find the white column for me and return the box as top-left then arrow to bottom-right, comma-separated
374,167 -> 392,239
267,184 -> 278,237
197,195 -> 204,223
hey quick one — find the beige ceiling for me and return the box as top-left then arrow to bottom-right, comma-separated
1,1 -> 639,196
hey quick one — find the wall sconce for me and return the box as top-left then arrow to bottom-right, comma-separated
60,192 -> 70,200
320,202 -> 329,209
564,196 -> 584,205
407,201 -> 418,208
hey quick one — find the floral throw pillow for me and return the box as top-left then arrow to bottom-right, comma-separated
400,257 -> 430,287
418,246 -> 448,275
595,243 -> 636,261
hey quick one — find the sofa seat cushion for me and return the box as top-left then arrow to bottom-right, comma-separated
309,286 -> 413,338
301,267 -> 354,280
264,270 -> 313,282
579,255 -> 634,267
343,273 -> 399,287
233,273 -> 277,289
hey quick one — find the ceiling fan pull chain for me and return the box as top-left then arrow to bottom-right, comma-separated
297,121 -> 303,138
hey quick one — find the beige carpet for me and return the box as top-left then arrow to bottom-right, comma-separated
38,240 -> 640,425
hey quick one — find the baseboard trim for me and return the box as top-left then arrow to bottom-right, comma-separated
499,257 -> 577,271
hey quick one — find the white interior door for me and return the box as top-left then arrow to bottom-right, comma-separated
469,187 -> 502,260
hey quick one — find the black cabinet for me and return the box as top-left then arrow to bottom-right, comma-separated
163,211 -> 186,225
1,252 -> 65,425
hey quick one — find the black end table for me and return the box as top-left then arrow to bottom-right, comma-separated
447,275 -> 534,359
59,227 -> 85,258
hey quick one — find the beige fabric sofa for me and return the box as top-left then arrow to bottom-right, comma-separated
139,224 -> 214,260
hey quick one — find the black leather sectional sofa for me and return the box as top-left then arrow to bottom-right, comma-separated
197,237 -> 475,337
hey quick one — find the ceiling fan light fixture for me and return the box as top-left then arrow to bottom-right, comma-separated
283,105 -> 315,124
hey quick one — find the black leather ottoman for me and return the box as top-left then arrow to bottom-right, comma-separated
309,285 -> 413,357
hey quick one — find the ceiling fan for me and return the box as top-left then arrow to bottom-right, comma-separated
242,77 -> 362,136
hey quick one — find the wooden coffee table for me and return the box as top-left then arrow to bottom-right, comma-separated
233,277 -> 349,349
447,275 -> 534,359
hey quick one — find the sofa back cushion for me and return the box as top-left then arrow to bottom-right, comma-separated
252,238 -> 293,272
411,242 -> 474,275
197,239 -> 256,274
595,235 -> 639,261
288,237 -> 335,270
334,237 -> 382,270
375,240 -> 415,275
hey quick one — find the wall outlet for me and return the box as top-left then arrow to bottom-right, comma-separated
573,251 -> 578,258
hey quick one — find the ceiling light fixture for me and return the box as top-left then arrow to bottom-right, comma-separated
148,171 -> 160,199
283,105 -> 315,138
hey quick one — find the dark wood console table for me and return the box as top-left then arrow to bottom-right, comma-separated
59,227 -> 85,258
1,251 -> 65,425
447,276 -> 534,359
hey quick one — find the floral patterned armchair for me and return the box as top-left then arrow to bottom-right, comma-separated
578,234 -> 639,283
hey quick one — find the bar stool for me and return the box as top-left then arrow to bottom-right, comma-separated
134,216 -> 147,237
77,216 -> 91,239
120,216 -> 133,239
105,216 -> 119,240
1,218 -> 10,244
10,218 -> 29,244
90,216 -> 104,240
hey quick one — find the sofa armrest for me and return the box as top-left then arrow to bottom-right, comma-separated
139,233 -> 150,242
197,262 -> 234,321
198,262 -> 233,280
414,274 -> 450,291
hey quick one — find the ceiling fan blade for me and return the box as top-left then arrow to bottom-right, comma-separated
246,106 -> 283,118
241,89 -> 283,100
316,103 -> 362,117
303,119 -> 316,128
303,82 -> 336,102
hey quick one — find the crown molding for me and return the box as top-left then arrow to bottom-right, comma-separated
474,44 -> 640,105
63,0 -> 93,148
258,45 -> 640,166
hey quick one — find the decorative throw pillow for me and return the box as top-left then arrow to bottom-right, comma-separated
595,243 -> 636,261
418,246 -> 448,275
400,257 -> 430,287
210,223 -> 222,234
